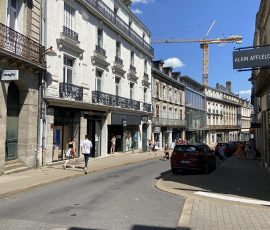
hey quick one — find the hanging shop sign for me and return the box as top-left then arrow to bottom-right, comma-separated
0,70 -> 19,81
233,46 -> 270,69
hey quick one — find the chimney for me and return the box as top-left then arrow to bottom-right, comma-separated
164,67 -> 173,77
226,81 -> 232,92
122,0 -> 132,7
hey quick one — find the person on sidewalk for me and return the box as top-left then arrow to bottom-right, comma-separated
218,144 -> 226,161
80,134 -> 93,174
163,141 -> 170,160
63,138 -> 76,169
110,135 -> 116,154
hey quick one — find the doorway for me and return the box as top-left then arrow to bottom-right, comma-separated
6,82 -> 20,161
87,120 -> 101,157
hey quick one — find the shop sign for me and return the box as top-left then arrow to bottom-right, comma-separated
122,120 -> 127,127
233,46 -> 270,69
0,70 -> 19,81
141,116 -> 148,123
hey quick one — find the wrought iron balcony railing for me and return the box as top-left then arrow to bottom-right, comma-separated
95,45 -> 106,57
143,103 -> 152,112
92,90 -> 140,110
0,22 -> 45,67
152,117 -> 186,126
63,26 -> 79,41
84,0 -> 154,56
208,125 -> 241,130
130,65 -> 136,73
59,82 -> 83,101
115,56 -> 123,65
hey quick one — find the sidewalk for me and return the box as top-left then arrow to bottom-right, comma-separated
156,155 -> 270,230
0,150 -> 164,197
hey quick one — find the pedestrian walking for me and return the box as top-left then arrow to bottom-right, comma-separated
110,135 -> 116,154
163,141 -> 170,160
218,145 -> 226,161
80,134 -> 93,174
236,142 -> 245,159
63,138 -> 76,169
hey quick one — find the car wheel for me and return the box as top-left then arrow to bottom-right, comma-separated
172,169 -> 178,175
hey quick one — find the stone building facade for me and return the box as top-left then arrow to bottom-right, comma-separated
151,60 -> 185,149
251,0 -> 270,169
239,98 -> 251,141
205,81 -> 241,148
0,0 -> 45,174
43,0 -> 153,164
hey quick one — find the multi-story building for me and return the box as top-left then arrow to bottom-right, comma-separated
205,81 -> 241,148
43,0 -> 153,163
239,98 -> 251,141
151,60 -> 185,149
0,0 -> 46,174
251,0 -> 270,169
179,76 -> 207,143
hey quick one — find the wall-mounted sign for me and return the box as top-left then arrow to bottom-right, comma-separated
122,120 -> 127,127
141,116 -> 148,123
233,46 -> 270,69
0,70 -> 19,81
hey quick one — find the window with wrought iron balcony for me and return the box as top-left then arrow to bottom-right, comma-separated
62,26 -> 79,41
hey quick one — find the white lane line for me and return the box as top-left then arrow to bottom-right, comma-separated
195,191 -> 270,205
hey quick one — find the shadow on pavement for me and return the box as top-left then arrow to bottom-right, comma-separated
131,225 -> 188,230
158,156 -> 270,202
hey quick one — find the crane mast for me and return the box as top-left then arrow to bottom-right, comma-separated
152,35 -> 242,86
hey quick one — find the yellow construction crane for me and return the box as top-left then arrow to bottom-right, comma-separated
152,35 -> 242,86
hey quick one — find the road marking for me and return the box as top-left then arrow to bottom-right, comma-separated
195,191 -> 270,205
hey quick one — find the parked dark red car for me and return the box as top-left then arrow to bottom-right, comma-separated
170,143 -> 216,174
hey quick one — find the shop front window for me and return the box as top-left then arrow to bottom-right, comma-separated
52,109 -> 80,161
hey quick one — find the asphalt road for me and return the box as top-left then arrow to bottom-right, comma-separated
0,158 -> 184,230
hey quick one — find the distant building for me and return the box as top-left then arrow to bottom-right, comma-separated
179,76 -> 207,144
205,81 -> 241,148
151,60 -> 185,149
239,98 -> 251,141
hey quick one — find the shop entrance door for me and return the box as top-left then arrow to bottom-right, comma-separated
88,120 -> 101,157
142,124 -> 147,152
6,82 -> 19,161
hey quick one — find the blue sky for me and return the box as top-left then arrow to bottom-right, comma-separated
131,0 -> 261,99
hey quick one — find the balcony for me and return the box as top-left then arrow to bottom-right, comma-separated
59,82 -> 83,101
112,56 -> 126,76
142,73 -> 150,87
57,26 -> 83,57
152,117 -> 186,127
127,65 -> 138,82
208,125 -> 241,130
91,45 -> 109,68
63,26 -> 79,41
143,103 -> 152,112
92,90 -> 140,110
0,23 -> 45,68
81,0 -> 154,56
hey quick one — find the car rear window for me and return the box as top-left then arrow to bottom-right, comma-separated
174,145 -> 196,154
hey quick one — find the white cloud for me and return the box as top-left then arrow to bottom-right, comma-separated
131,8 -> 142,15
133,0 -> 155,4
238,89 -> 251,99
164,57 -> 185,68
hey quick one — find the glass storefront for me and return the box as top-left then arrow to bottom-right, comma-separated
52,108 -> 80,162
